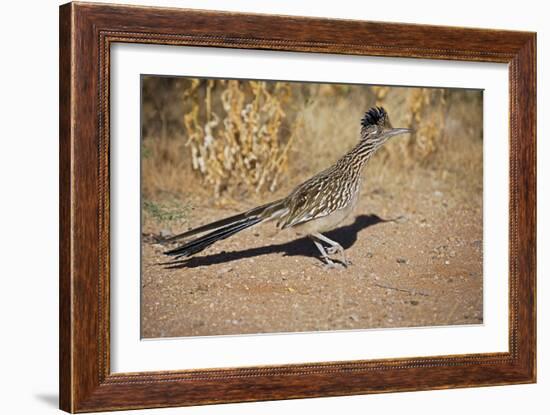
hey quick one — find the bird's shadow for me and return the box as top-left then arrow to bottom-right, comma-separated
163,214 -> 393,269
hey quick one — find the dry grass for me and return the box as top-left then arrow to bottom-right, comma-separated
141,77 -> 482,215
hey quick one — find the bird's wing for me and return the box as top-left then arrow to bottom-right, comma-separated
278,165 -> 361,229
278,176 -> 338,228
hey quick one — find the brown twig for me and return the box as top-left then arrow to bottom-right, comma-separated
373,283 -> 430,297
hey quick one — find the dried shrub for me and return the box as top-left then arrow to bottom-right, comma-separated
404,88 -> 447,164
370,86 -> 448,167
184,80 -> 300,200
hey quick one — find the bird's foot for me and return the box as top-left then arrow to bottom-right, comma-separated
322,261 -> 345,270
321,255 -> 336,267
319,256 -> 348,270
325,247 -> 352,267
341,257 -> 352,267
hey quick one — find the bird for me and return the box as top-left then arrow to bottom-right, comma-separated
163,106 -> 412,268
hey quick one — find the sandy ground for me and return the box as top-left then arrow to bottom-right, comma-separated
141,169 -> 483,339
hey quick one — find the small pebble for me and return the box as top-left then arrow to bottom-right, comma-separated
159,229 -> 173,238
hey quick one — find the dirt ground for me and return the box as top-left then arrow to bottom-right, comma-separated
141,170 -> 483,338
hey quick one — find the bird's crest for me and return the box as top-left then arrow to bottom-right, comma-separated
361,106 -> 387,127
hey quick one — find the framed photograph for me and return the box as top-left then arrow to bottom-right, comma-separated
59,2 -> 536,412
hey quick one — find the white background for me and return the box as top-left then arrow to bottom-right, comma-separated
0,0 -> 547,414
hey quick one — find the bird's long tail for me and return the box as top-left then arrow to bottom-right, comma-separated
163,199 -> 286,259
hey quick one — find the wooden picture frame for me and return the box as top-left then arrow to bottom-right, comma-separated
59,2 -> 536,412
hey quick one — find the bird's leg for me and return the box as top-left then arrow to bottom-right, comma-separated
312,232 -> 351,266
310,237 -> 340,268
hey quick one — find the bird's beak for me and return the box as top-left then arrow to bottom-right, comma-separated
385,128 -> 414,138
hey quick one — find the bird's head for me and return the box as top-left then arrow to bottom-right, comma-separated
360,107 -> 412,147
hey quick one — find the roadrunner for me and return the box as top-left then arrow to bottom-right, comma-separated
164,107 -> 411,267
